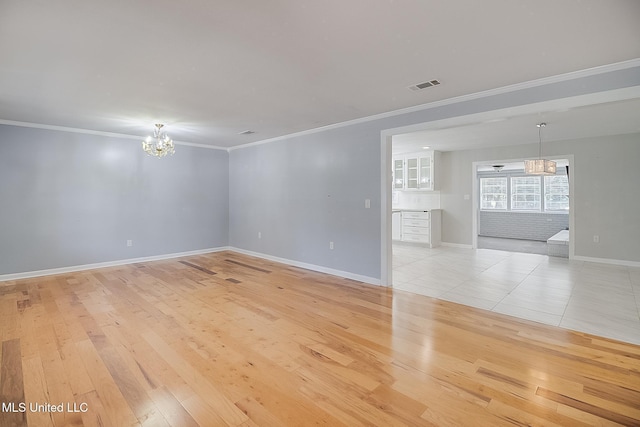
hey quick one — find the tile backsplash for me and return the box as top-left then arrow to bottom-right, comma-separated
393,191 -> 441,210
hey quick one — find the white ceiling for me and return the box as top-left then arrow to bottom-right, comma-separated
1,1 -> 640,148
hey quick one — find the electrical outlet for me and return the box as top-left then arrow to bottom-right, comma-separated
365,199 -> 371,209
329,241 -> 334,250
126,239 -> 133,247
593,235 -> 599,243
258,231 -> 261,239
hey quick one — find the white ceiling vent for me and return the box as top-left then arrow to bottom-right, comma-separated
408,79 -> 441,91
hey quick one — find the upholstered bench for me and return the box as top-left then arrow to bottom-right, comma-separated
547,230 -> 569,258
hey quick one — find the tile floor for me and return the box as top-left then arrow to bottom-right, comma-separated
477,236 -> 549,255
392,243 -> 640,345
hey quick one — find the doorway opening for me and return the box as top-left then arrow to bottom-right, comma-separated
473,159 -> 573,257
378,86 -> 636,287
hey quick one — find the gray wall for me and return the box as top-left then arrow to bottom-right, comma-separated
440,133 -> 640,262
479,211 -> 569,241
229,125 -> 382,279
0,125 -> 229,275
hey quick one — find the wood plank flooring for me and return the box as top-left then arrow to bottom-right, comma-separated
1,251 -> 639,426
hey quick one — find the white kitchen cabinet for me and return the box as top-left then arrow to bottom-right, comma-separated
392,211 -> 402,241
400,210 -> 441,247
392,157 -> 404,190
392,151 -> 435,191
418,155 -> 432,190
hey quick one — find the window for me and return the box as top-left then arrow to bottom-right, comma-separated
480,177 -> 507,210
544,175 -> 569,211
511,176 -> 541,210
479,169 -> 569,213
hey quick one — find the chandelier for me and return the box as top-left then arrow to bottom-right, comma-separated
524,123 -> 556,175
142,124 -> 175,158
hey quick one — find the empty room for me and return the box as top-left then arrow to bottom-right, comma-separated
1,1 -> 640,426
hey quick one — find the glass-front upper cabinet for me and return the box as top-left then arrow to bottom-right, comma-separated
418,155 -> 432,190
392,151 -> 435,191
393,158 -> 404,189
406,158 -> 419,189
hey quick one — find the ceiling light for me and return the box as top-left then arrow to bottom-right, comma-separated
422,146 -> 430,150
142,124 -> 175,158
524,123 -> 556,175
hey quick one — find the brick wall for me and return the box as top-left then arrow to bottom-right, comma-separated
479,211 -> 569,241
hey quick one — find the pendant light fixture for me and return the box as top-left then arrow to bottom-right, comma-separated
142,124 -> 175,158
524,123 -> 556,175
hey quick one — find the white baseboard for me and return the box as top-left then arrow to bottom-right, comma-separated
0,246 -> 383,287
0,247 -> 230,282
440,242 -> 473,249
572,255 -> 640,268
229,247 -> 382,286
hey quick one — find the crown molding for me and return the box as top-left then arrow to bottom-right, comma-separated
0,119 -> 228,151
229,58 -> 640,151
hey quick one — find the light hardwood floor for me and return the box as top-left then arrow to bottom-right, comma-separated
1,251 -> 639,426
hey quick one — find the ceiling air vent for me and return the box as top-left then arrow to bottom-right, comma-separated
408,79 -> 441,91
238,130 -> 255,135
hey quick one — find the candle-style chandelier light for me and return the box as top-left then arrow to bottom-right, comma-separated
142,124 -> 175,158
